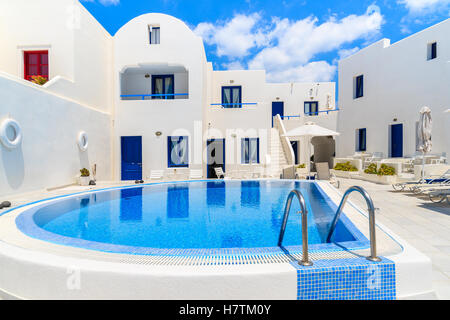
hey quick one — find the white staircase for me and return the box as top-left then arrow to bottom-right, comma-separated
269,128 -> 289,177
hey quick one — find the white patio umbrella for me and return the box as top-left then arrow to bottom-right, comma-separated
417,106 -> 432,180
283,122 -> 340,177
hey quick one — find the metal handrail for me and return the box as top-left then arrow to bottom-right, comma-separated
278,189 -> 313,266
120,93 -> 189,100
210,103 -> 258,108
326,186 -> 381,262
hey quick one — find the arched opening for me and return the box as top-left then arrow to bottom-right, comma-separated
120,63 -> 189,100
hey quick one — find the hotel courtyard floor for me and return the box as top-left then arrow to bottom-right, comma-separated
0,178 -> 449,300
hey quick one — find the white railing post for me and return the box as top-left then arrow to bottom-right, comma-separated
274,114 -> 295,166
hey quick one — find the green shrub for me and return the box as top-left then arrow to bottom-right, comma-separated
378,164 -> 395,176
333,162 -> 358,172
296,164 -> 306,169
364,163 -> 378,174
364,163 -> 396,176
80,168 -> 90,177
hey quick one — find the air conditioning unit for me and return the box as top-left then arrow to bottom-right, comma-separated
326,94 -> 334,109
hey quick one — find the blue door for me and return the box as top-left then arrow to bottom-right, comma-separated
121,136 -> 142,181
390,124 -> 403,158
207,139 -> 225,179
272,102 -> 284,127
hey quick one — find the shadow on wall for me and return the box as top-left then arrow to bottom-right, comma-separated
1,146 -> 25,190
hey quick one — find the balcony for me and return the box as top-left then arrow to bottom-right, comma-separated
120,63 -> 189,101
210,103 -> 258,109
280,108 -> 340,120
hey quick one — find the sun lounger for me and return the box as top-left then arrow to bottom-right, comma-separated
426,188 -> 450,203
411,180 -> 450,194
392,169 -> 450,191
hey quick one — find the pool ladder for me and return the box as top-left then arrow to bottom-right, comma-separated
278,186 -> 381,267
278,189 -> 313,266
327,186 -> 381,262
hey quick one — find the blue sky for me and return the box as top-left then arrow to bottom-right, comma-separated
81,0 -> 450,83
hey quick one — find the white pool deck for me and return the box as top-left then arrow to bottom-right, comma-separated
0,178 -> 447,299
338,179 -> 450,300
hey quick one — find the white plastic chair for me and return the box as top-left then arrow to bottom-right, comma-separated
150,170 -> 164,180
214,167 -> 226,179
364,152 -> 383,169
189,169 -> 203,180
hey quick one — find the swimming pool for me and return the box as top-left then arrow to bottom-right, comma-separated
0,180 -> 434,300
16,180 -> 367,256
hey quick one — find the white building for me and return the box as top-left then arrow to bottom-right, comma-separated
337,19 -> 450,161
0,0 -> 336,196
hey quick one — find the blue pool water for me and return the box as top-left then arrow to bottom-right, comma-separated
17,181 -> 362,253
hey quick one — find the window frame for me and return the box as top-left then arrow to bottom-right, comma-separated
428,42 -> 437,60
304,101 -> 319,116
356,128 -> 367,152
24,50 -> 49,81
152,74 -> 174,99
241,137 -> 260,164
354,75 -> 364,99
149,26 -> 161,45
167,136 -> 189,168
221,86 -> 242,108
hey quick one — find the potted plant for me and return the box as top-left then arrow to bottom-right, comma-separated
31,75 -> 48,86
361,163 -> 397,184
79,168 -> 90,186
331,162 -> 359,178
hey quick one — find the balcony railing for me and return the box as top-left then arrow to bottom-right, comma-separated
281,108 -> 339,120
120,93 -> 189,100
210,103 -> 258,109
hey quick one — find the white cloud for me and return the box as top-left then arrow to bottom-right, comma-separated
100,0 -> 119,5
249,6 -> 382,82
398,0 -> 450,14
82,0 -> 120,6
266,61 -> 337,83
194,13 -> 266,58
222,61 -> 245,70
337,47 -> 360,60
195,5 -> 383,82
398,0 -> 449,34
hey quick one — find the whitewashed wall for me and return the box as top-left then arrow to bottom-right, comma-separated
337,19 -> 450,159
113,13 -> 208,179
0,0 -> 113,113
206,70 -> 336,169
0,74 -> 111,196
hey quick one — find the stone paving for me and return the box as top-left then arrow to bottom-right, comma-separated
338,178 -> 450,300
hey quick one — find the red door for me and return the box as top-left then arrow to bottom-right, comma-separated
24,51 -> 48,81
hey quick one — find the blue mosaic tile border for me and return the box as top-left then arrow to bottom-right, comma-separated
291,257 -> 396,300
